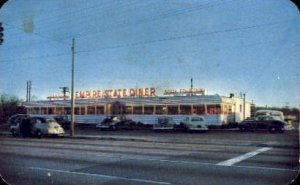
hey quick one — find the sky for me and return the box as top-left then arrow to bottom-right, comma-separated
0,0 -> 299,108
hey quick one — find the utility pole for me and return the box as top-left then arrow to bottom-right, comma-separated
29,80 -> 31,102
190,78 -> 193,96
243,93 -> 246,120
26,81 -> 28,102
70,38 -> 75,137
26,80 -> 32,102
0,22 -> 4,45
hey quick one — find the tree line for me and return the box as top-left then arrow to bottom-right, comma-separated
0,94 -> 25,124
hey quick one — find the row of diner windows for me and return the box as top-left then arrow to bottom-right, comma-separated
27,104 -> 234,115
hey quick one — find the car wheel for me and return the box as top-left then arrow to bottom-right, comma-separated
239,126 -> 246,132
36,130 -> 43,138
268,126 -> 277,133
11,129 -> 16,137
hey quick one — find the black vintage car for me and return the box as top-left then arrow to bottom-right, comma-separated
238,116 -> 288,133
96,115 -> 136,130
54,115 -> 71,129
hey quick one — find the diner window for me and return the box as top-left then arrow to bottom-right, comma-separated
223,105 -> 228,114
144,106 -> 154,115
31,107 -> 40,114
155,105 -> 165,115
80,107 -> 86,115
167,106 -> 178,115
87,106 -> 96,115
207,104 -> 221,114
125,106 -> 133,114
56,107 -> 63,115
64,107 -> 71,114
193,105 -> 205,114
133,106 -> 143,114
96,106 -> 104,114
48,108 -> 54,114
27,108 -> 34,114
41,107 -> 47,114
228,105 -> 232,113
180,105 -> 192,115
75,107 -> 80,115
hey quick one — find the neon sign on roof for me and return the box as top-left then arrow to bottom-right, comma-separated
75,87 -> 156,99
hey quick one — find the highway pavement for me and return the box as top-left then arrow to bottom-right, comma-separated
0,128 -> 299,185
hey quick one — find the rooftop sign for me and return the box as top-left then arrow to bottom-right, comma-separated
47,95 -> 70,100
75,87 -> 156,99
163,88 -> 205,96
47,87 -> 205,100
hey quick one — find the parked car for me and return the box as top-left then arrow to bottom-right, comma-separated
153,116 -> 177,131
8,114 -> 65,138
238,116 -> 288,133
30,117 -> 65,137
180,116 -> 208,131
54,115 -> 70,129
8,114 -> 30,137
96,115 -> 136,130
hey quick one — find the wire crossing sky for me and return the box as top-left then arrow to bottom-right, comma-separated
0,0 -> 299,107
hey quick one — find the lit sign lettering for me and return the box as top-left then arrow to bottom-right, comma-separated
164,88 -> 205,95
75,87 -> 156,99
47,95 -> 70,100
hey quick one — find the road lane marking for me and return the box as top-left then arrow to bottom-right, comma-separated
27,167 -> 170,185
231,164 -> 299,172
91,155 -> 298,172
217,147 -> 272,166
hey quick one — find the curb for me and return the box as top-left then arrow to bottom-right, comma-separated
61,135 -> 151,143
1,130 -> 298,149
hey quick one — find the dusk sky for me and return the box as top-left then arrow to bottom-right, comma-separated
0,0 -> 299,107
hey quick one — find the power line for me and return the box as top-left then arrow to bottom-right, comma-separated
3,22 -> 67,45
53,0 -> 227,40
0,1 -> 140,48
1,19 -> 293,63
0,23 -> 70,51
19,1 -> 139,35
0,52 -> 69,63
4,0 -> 224,42
0,33 -> 286,64
244,40 -> 298,95
1,0 -> 228,51
34,0 -> 124,24
76,19 -> 294,54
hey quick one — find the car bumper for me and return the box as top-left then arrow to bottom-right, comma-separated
47,129 -> 65,135
153,126 -> 174,130
96,125 -> 114,129
283,125 -> 294,131
188,127 -> 209,131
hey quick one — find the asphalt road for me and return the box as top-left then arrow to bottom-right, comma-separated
0,129 -> 299,185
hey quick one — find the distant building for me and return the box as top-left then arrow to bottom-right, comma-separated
23,87 -> 251,126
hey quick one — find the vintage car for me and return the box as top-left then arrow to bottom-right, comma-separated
96,115 -> 136,130
238,116 -> 289,133
180,116 -> 208,131
8,114 -> 30,137
8,114 -> 65,138
54,115 -> 71,129
153,116 -> 177,131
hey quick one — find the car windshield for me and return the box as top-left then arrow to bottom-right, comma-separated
191,117 -> 203,121
44,118 -> 57,123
